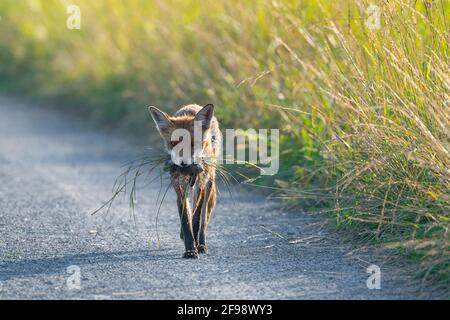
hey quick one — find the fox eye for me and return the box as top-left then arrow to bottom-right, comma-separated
169,140 -> 180,148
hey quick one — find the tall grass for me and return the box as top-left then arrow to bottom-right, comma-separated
0,0 -> 448,292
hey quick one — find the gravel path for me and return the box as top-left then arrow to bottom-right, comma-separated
0,97 -> 419,299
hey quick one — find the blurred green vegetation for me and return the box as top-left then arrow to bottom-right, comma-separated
0,0 -> 448,294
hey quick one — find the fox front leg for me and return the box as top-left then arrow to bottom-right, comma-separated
173,181 -> 198,259
177,199 -> 198,259
198,180 -> 214,254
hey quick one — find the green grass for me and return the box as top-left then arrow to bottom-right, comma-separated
0,0 -> 448,294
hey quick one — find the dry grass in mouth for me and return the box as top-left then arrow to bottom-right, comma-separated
91,150 -> 174,246
91,152 -> 265,216
90,150 -> 259,245
91,152 -> 170,218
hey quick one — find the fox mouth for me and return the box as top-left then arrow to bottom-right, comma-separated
166,160 -> 204,175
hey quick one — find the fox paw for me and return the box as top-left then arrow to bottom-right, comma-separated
198,244 -> 208,254
183,250 -> 199,259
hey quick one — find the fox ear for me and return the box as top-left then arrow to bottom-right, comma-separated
195,104 -> 214,131
148,106 -> 172,133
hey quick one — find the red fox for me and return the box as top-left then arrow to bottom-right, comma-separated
149,104 -> 222,258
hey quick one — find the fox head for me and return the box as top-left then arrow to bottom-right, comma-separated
149,104 -> 215,167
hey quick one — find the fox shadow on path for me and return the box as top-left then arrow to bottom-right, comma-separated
0,249 -> 176,281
